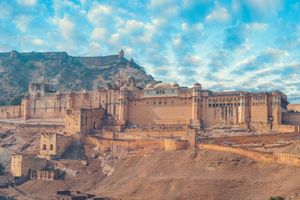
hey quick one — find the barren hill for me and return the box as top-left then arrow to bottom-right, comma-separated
0,50 -> 155,105
3,149 -> 300,200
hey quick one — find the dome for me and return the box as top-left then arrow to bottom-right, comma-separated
192,82 -> 202,88
153,82 -> 172,89
56,91 -> 61,95
145,83 -> 154,89
82,89 -> 87,93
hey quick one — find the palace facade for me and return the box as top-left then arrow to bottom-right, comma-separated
0,77 -> 296,133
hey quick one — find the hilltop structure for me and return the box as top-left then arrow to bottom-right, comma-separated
4,50 -> 300,181
0,76 -> 298,133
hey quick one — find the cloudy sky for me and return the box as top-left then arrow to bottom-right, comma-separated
1,0 -> 300,102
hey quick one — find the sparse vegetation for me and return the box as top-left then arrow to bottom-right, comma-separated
269,196 -> 285,200
0,51 -> 154,105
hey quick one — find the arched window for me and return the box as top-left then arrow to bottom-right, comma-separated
50,144 -> 53,150
42,144 -> 46,150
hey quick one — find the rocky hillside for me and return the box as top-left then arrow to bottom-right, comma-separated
0,50 -> 156,105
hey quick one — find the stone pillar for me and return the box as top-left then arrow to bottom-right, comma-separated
22,96 -> 30,120
118,86 -> 129,125
271,93 -> 281,125
191,83 -> 202,128
67,92 -> 74,110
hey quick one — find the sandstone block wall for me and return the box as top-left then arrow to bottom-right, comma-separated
200,144 -> 300,166
287,104 -> 300,112
39,133 -> 73,160
0,106 -> 22,119
282,113 -> 300,125
84,136 -> 189,155
11,154 -> 47,177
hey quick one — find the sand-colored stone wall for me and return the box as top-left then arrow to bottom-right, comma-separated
283,113 -> 300,125
274,124 -> 300,133
39,133 -> 73,160
35,170 -> 58,181
124,129 -> 188,139
0,106 -> 22,119
11,154 -> 47,177
128,97 -> 192,124
288,104 -> 300,112
84,136 -> 189,155
200,144 -> 300,166
64,107 -> 105,134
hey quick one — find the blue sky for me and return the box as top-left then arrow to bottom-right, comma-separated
1,0 -> 300,102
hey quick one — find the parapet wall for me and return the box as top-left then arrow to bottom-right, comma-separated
283,113 -> 300,125
0,106 -> 22,119
84,136 -> 189,155
274,124 -> 300,133
124,129 -> 188,139
200,144 -> 300,166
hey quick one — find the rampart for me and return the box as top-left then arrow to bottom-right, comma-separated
199,144 -> 300,166
0,106 -> 22,119
84,136 -> 189,155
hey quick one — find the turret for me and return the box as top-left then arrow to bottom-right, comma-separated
191,83 -> 202,128
118,86 -> 129,125
118,49 -> 124,59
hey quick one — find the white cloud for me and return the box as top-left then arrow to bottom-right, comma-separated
172,35 -> 182,47
149,0 -> 170,8
32,38 -> 45,46
87,4 -> 112,25
13,15 -> 32,32
246,0 -> 282,14
0,2 -> 12,20
109,33 -> 121,45
16,0 -> 37,6
51,15 -> 75,40
91,27 -> 108,41
124,19 -> 145,34
205,7 -> 231,23
245,22 -> 268,31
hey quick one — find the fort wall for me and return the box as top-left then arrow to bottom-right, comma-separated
288,104 -> 300,112
39,133 -> 73,160
200,144 -> 300,166
128,97 -> 192,124
283,113 -> 300,125
84,136 -> 189,155
0,106 -> 22,119
11,154 -> 47,177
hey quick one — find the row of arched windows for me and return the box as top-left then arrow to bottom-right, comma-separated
42,144 -> 54,151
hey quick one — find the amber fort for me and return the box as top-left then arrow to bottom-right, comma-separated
2,51 -> 300,186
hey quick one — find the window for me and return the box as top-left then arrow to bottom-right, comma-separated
50,144 -> 53,151
43,144 -> 46,150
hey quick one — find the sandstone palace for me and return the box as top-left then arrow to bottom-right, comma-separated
3,50 -> 300,183
0,71 -> 300,133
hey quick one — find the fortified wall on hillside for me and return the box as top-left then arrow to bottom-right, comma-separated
0,75 -> 299,133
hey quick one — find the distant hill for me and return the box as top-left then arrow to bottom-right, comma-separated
0,50 -> 156,105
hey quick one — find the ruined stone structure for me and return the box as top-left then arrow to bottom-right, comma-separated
30,169 -> 59,181
39,133 -> 73,160
10,154 -> 47,177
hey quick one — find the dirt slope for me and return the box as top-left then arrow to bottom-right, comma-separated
2,149 -> 300,200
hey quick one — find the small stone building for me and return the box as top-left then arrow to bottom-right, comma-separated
64,107 -> 105,135
39,132 -> 73,160
11,154 -> 47,177
30,169 -> 59,181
